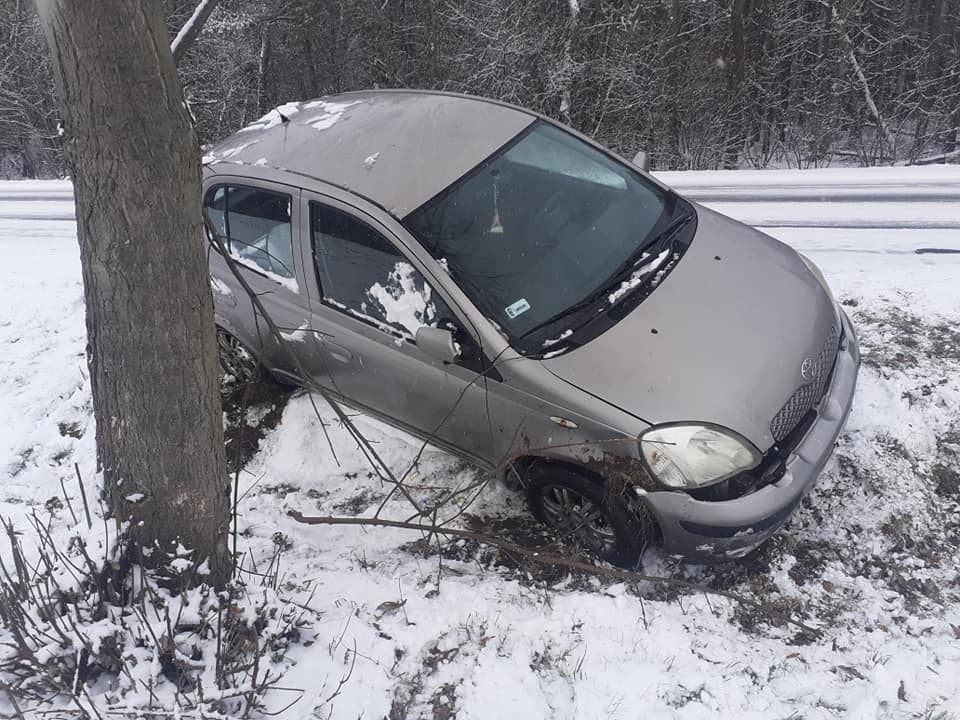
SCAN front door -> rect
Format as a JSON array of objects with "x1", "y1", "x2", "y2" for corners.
[{"x1": 298, "y1": 193, "x2": 497, "y2": 465}]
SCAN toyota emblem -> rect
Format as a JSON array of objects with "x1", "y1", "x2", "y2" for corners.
[{"x1": 800, "y1": 357, "x2": 815, "y2": 381}]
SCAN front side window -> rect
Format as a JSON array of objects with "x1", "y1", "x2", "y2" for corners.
[
  {"x1": 205, "y1": 184, "x2": 296, "y2": 281},
  {"x1": 404, "y1": 122, "x2": 692, "y2": 353},
  {"x1": 311, "y1": 202, "x2": 452, "y2": 340}
]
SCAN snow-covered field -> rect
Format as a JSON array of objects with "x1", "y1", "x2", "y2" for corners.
[{"x1": 2, "y1": 167, "x2": 960, "y2": 719}]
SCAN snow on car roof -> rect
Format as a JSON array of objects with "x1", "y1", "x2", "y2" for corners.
[{"x1": 203, "y1": 90, "x2": 536, "y2": 219}]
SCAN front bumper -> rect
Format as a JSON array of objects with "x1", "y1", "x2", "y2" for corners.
[{"x1": 642, "y1": 308, "x2": 860, "y2": 562}]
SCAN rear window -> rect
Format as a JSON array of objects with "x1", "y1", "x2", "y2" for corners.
[{"x1": 205, "y1": 184, "x2": 296, "y2": 281}]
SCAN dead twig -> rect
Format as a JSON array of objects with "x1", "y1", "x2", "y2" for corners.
[
  {"x1": 74, "y1": 462, "x2": 92, "y2": 529},
  {"x1": 59, "y1": 477, "x2": 79, "y2": 526}
]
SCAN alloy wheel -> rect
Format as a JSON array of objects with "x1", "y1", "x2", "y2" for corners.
[{"x1": 538, "y1": 484, "x2": 617, "y2": 555}]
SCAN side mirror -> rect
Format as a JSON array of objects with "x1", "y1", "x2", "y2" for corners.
[
  {"x1": 632, "y1": 150, "x2": 650, "y2": 173},
  {"x1": 416, "y1": 326, "x2": 460, "y2": 364}
]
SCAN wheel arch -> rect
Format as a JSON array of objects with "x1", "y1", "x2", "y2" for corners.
[{"x1": 506, "y1": 455, "x2": 604, "y2": 489}]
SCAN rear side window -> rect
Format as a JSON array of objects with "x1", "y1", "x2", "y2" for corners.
[
  {"x1": 310, "y1": 202, "x2": 451, "y2": 339},
  {"x1": 204, "y1": 185, "x2": 295, "y2": 280}
]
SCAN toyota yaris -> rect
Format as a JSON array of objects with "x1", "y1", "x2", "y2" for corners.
[{"x1": 203, "y1": 90, "x2": 860, "y2": 567}]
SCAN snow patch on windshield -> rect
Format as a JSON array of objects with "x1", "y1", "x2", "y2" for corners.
[
  {"x1": 367, "y1": 262, "x2": 436, "y2": 339},
  {"x1": 307, "y1": 100, "x2": 360, "y2": 131},
  {"x1": 607, "y1": 247, "x2": 671, "y2": 305},
  {"x1": 650, "y1": 252, "x2": 681, "y2": 289},
  {"x1": 542, "y1": 329, "x2": 573, "y2": 349}
]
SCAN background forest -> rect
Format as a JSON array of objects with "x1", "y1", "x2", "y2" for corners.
[{"x1": 2, "y1": 0, "x2": 958, "y2": 178}]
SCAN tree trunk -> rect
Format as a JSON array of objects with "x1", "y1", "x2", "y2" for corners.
[
  {"x1": 300, "y1": 36, "x2": 320, "y2": 99},
  {"x1": 947, "y1": 112, "x2": 959, "y2": 157},
  {"x1": 667, "y1": 0, "x2": 685, "y2": 167},
  {"x1": 34, "y1": 0, "x2": 231, "y2": 587},
  {"x1": 724, "y1": 0, "x2": 749, "y2": 168},
  {"x1": 828, "y1": 2, "x2": 895, "y2": 161},
  {"x1": 256, "y1": 22, "x2": 272, "y2": 115},
  {"x1": 558, "y1": 0, "x2": 581, "y2": 126}
]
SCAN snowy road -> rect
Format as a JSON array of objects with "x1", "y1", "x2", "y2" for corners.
[
  {"x1": 2, "y1": 169, "x2": 957, "y2": 328},
  {"x1": 2, "y1": 167, "x2": 960, "y2": 719}
]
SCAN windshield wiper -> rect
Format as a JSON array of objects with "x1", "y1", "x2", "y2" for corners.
[
  {"x1": 604, "y1": 209, "x2": 694, "y2": 285},
  {"x1": 521, "y1": 209, "x2": 694, "y2": 343},
  {"x1": 522, "y1": 283, "x2": 613, "y2": 343}
]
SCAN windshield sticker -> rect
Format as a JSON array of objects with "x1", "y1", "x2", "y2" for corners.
[{"x1": 504, "y1": 298, "x2": 531, "y2": 319}]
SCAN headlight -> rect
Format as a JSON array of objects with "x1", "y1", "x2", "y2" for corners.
[
  {"x1": 798, "y1": 252, "x2": 834, "y2": 302},
  {"x1": 640, "y1": 424, "x2": 761, "y2": 489}
]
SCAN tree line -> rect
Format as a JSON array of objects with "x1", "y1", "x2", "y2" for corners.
[{"x1": 2, "y1": 0, "x2": 958, "y2": 178}]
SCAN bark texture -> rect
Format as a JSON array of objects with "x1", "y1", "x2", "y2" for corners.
[{"x1": 35, "y1": 0, "x2": 231, "y2": 586}]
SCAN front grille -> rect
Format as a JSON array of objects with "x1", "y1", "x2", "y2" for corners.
[
  {"x1": 770, "y1": 324, "x2": 840, "y2": 443},
  {"x1": 691, "y1": 338, "x2": 837, "y2": 504},
  {"x1": 687, "y1": 324, "x2": 842, "y2": 505}
]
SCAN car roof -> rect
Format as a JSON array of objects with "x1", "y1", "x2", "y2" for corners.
[{"x1": 203, "y1": 90, "x2": 536, "y2": 219}]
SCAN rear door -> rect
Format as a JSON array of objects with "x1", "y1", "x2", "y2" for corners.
[
  {"x1": 204, "y1": 178, "x2": 311, "y2": 381},
  {"x1": 297, "y1": 192, "x2": 497, "y2": 464}
]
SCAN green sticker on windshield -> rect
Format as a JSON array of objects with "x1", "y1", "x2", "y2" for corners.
[{"x1": 504, "y1": 298, "x2": 531, "y2": 319}]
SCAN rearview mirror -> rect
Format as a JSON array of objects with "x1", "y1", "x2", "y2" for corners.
[
  {"x1": 632, "y1": 150, "x2": 650, "y2": 173},
  {"x1": 416, "y1": 326, "x2": 460, "y2": 364}
]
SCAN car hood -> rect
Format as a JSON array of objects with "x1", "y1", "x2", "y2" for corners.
[{"x1": 541, "y1": 204, "x2": 839, "y2": 451}]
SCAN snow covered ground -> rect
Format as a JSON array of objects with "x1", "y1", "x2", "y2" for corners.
[{"x1": 2, "y1": 166, "x2": 960, "y2": 719}]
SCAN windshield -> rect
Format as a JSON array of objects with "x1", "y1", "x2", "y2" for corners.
[{"x1": 404, "y1": 122, "x2": 689, "y2": 353}]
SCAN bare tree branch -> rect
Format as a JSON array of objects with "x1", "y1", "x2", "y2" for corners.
[{"x1": 171, "y1": 0, "x2": 221, "y2": 64}]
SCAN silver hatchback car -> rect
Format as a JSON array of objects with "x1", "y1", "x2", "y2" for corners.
[{"x1": 204, "y1": 90, "x2": 860, "y2": 567}]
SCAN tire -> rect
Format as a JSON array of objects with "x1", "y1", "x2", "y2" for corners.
[
  {"x1": 525, "y1": 463, "x2": 656, "y2": 569},
  {"x1": 216, "y1": 328, "x2": 263, "y2": 385}
]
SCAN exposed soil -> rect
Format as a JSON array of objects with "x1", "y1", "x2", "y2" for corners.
[
  {"x1": 221, "y1": 373, "x2": 294, "y2": 472},
  {"x1": 852, "y1": 304, "x2": 960, "y2": 371}
]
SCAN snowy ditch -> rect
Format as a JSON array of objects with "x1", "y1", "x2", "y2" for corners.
[{"x1": 1, "y1": 167, "x2": 959, "y2": 718}]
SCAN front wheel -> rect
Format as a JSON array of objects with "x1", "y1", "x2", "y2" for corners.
[{"x1": 525, "y1": 463, "x2": 656, "y2": 568}]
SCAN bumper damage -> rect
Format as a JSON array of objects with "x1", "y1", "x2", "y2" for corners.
[{"x1": 642, "y1": 308, "x2": 861, "y2": 562}]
